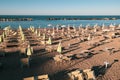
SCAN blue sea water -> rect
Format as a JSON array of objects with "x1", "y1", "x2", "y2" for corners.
[{"x1": 0, "y1": 15, "x2": 120, "y2": 29}]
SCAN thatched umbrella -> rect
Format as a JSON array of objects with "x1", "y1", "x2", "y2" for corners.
[
  {"x1": 118, "y1": 24, "x2": 120, "y2": 28},
  {"x1": 2, "y1": 32, "x2": 6, "y2": 39},
  {"x1": 57, "y1": 41, "x2": 62, "y2": 53},
  {"x1": 30, "y1": 26, "x2": 35, "y2": 32},
  {"x1": 52, "y1": 26, "x2": 55, "y2": 31},
  {"x1": 35, "y1": 29, "x2": 38, "y2": 35},
  {"x1": 52, "y1": 29, "x2": 55, "y2": 36},
  {"x1": 85, "y1": 24, "x2": 89, "y2": 31},
  {"x1": 27, "y1": 45, "x2": 33, "y2": 57},
  {"x1": 73, "y1": 25, "x2": 76, "y2": 32},
  {"x1": 43, "y1": 33, "x2": 46, "y2": 40},
  {"x1": 47, "y1": 36, "x2": 52, "y2": 45},
  {"x1": 19, "y1": 25, "x2": 22, "y2": 31},
  {"x1": 38, "y1": 30, "x2": 41, "y2": 37},
  {"x1": 44, "y1": 27, "x2": 47, "y2": 32},
  {"x1": 67, "y1": 24, "x2": 70, "y2": 31},
  {"x1": 109, "y1": 24, "x2": 115, "y2": 31},
  {"x1": 56, "y1": 26, "x2": 59, "y2": 32},
  {"x1": 102, "y1": 23, "x2": 105, "y2": 30},
  {"x1": 21, "y1": 34, "x2": 25, "y2": 41},
  {"x1": 0, "y1": 35, "x2": 3, "y2": 43},
  {"x1": 81, "y1": 28, "x2": 85, "y2": 34},
  {"x1": 87, "y1": 34, "x2": 92, "y2": 41},
  {"x1": 94, "y1": 28, "x2": 97, "y2": 33},
  {"x1": 48, "y1": 29, "x2": 51, "y2": 33},
  {"x1": 79, "y1": 24, "x2": 82, "y2": 31},
  {"x1": 94, "y1": 24, "x2": 97, "y2": 29}
]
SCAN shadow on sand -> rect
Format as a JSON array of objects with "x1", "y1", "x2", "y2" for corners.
[{"x1": 92, "y1": 59, "x2": 119, "y2": 79}]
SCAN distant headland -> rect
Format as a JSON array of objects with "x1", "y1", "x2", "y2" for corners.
[
  {"x1": 0, "y1": 15, "x2": 119, "y2": 21},
  {"x1": 46, "y1": 17, "x2": 117, "y2": 20},
  {"x1": 0, "y1": 18, "x2": 32, "y2": 21}
]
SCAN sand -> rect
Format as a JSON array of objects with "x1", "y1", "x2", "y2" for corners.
[{"x1": 0, "y1": 26, "x2": 120, "y2": 80}]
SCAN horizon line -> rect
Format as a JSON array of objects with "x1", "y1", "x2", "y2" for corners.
[{"x1": 0, "y1": 14, "x2": 120, "y2": 16}]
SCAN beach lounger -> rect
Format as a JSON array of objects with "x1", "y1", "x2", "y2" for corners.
[
  {"x1": 0, "y1": 42, "x2": 6, "y2": 48},
  {"x1": 67, "y1": 69, "x2": 84, "y2": 80},
  {"x1": 75, "y1": 54, "x2": 84, "y2": 59},
  {"x1": 41, "y1": 41, "x2": 46, "y2": 45},
  {"x1": 85, "y1": 71, "x2": 95, "y2": 80},
  {"x1": 83, "y1": 69, "x2": 96, "y2": 80},
  {"x1": 83, "y1": 69, "x2": 91, "y2": 73},
  {"x1": 37, "y1": 74, "x2": 49, "y2": 80},
  {"x1": 62, "y1": 56, "x2": 71, "y2": 61},
  {"x1": 45, "y1": 46, "x2": 54, "y2": 52},
  {"x1": 53, "y1": 55, "x2": 62, "y2": 62},
  {"x1": 71, "y1": 70, "x2": 80, "y2": 75},
  {"x1": 53, "y1": 54, "x2": 71, "y2": 62},
  {"x1": 67, "y1": 73, "x2": 74, "y2": 80},
  {"x1": 23, "y1": 77, "x2": 34, "y2": 80},
  {"x1": 77, "y1": 73, "x2": 84, "y2": 80},
  {"x1": 20, "y1": 47, "x2": 26, "y2": 54}
]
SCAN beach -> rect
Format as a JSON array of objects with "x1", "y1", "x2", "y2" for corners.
[
  {"x1": 0, "y1": 24, "x2": 120, "y2": 80},
  {"x1": 1, "y1": 0, "x2": 120, "y2": 79}
]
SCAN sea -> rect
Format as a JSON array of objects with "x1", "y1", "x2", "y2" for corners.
[{"x1": 0, "y1": 15, "x2": 120, "y2": 29}]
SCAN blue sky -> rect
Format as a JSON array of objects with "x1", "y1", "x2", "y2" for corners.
[{"x1": 0, "y1": 0, "x2": 120, "y2": 15}]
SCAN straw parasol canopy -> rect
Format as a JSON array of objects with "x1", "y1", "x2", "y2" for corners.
[
  {"x1": 109, "y1": 23, "x2": 115, "y2": 31},
  {"x1": 35, "y1": 29, "x2": 38, "y2": 35},
  {"x1": 0, "y1": 35, "x2": 3, "y2": 43},
  {"x1": 94, "y1": 28, "x2": 97, "y2": 33},
  {"x1": 56, "y1": 26, "x2": 59, "y2": 32},
  {"x1": 21, "y1": 34, "x2": 25, "y2": 41},
  {"x1": 2, "y1": 32, "x2": 6, "y2": 39},
  {"x1": 38, "y1": 30, "x2": 41, "y2": 37},
  {"x1": 67, "y1": 24, "x2": 70, "y2": 31},
  {"x1": 79, "y1": 24, "x2": 82, "y2": 31},
  {"x1": 52, "y1": 30, "x2": 55, "y2": 36},
  {"x1": 62, "y1": 27, "x2": 65, "y2": 32},
  {"x1": 30, "y1": 26, "x2": 35, "y2": 32},
  {"x1": 94, "y1": 24, "x2": 98, "y2": 28},
  {"x1": 27, "y1": 45, "x2": 33, "y2": 56},
  {"x1": 81, "y1": 28, "x2": 85, "y2": 34},
  {"x1": 102, "y1": 23, "x2": 105, "y2": 30},
  {"x1": 47, "y1": 36, "x2": 52, "y2": 45},
  {"x1": 56, "y1": 24, "x2": 59, "y2": 32},
  {"x1": 19, "y1": 25, "x2": 22, "y2": 30},
  {"x1": 57, "y1": 41, "x2": 62, "y2": 53},
  {"x1": 85, "y1": 24, "x2": 89, "y2": 31},
  {"x1": 44, "y1": 27, "x2": 47, "y2": 32},
  {"x1": 87, "y1": 34, "x2": 92, "y2": 41},
  {"x1": 43, "y1": 33, "x2": 46, "y2": 40},
  {"x1": 118, "y1": 24, "x2": 120, "y2": 27},
  {"x1": 52, "y1": 26, "x2": 55, "y2": 31},
  {"x1": 109, "y1": 24, "x2": 114, "y2": 28},
  {"x1": 73, "y1": 25, "x2": 76, "y2": 32}
]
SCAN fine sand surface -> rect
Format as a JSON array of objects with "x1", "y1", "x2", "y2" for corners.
[{"x1": 1, "y1": 27, "x2": 120, "y2": 80}]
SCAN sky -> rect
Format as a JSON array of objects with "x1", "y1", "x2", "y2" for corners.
[{"x1": 0, "y1": 0, "x2": 120, "y2": 15}]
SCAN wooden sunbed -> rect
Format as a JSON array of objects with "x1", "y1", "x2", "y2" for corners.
[
  {"x1": 23, "y1": 77, "x2": 34, "y2": 80},
  {"x1": 37, "y1": 74, "x2": 49, "y2": 80},
  {"x1": 83, "y1": 69, "x2": 96, "y2": 80}
]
